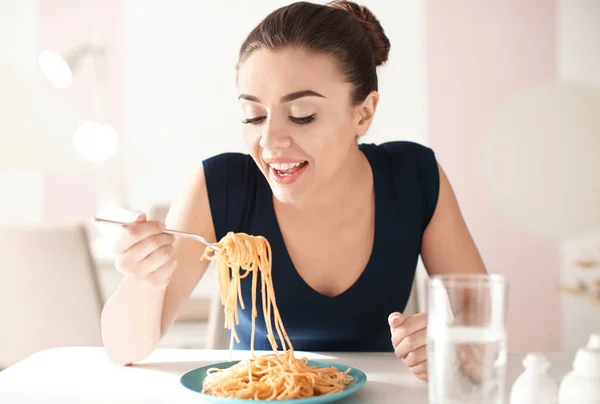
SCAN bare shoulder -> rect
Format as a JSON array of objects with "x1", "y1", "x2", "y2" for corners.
[
  {"x1": 161, "y1": 164, "x2": 217, "y2": 335},
  {"x1": 420, "y1": 163, "x2": 487, "y2": 277},
  {"x1": 166, "y1": 164, "x2": 215, "y2": 233}
]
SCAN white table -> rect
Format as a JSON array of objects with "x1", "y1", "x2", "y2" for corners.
[{"x1": 0, "y1": 347, "x2": 573, "y2": 403}]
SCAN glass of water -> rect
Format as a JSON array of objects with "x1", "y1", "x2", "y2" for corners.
[{"x1": 427, "y1": 274, "x2": 508, "y2": 404}]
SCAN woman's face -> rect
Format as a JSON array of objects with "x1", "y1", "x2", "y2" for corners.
[{"x1": 236, "y1": 47, "x2": 375, "y2": 206}]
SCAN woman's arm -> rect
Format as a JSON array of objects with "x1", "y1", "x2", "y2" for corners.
[
  {"x1": 420, "y1": 163, "x2": 487, "y2": 277},
  {"x1": 389, "y1": 162, "x2": 487, "y2": 381},
  {"x1": 101, "y1": 166, "x2": 216, "y2": 365},
  {"x1": 160, "y1": 165, "x2": 218, "y2": 337}
]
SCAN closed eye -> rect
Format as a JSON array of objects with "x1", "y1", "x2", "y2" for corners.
[
  {"x1": 242, "y1": 114, "x2": 316, "y2": 125},
  {"x1": 241, "y1": 116, "x2": 266, "y2": 125},
  {"x1": 289, "y1": 114, "x2": 316, "y2": 124}
]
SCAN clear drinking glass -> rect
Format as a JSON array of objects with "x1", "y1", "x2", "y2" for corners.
[{"x1": 427, "y1": 274, "x2": 508, "y2": 404}]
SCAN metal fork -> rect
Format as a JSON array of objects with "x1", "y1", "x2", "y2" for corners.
[{"x1": 91, "y1": 217, "x2": 221, "y2": 251}]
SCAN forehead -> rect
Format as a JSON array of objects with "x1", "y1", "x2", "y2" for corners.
[{"x1": 236, "y1": 47, "x2": 349, "y2": 100}]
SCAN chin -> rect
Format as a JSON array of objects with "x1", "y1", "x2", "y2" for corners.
[
  {"x1": 270, "y1": 185, "x2": 307, "y2": 206},
  {"x1": 262, "y1": 162, "x2": 313, "y2": 206}
]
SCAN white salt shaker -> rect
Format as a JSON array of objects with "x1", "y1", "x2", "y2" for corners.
[
  {"x1": 510, "y1": 353, "x2": 558, "y2": 404},
  {"x1": 558, "y1": 335, "x2": 600, "y2": 404},
  {"x1": 587, "y1": 333, "x2": 600, "y2": 350}
]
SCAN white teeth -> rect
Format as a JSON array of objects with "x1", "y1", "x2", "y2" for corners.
[{"x1": 269, "y1": 161, "x2": 304, "y2": 170}]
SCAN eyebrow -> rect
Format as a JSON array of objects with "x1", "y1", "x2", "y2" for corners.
[{"x1": 237, "y1": 90, "x2": 326, "y2": 103}]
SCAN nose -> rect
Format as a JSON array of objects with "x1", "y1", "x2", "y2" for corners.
[{"x1": 259, "y1": 119, "x2": 292, "y2": 149}]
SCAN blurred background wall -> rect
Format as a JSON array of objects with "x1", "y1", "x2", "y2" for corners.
[{"x1": 1, "y1": 0, "x2": 599, "y2": 367}]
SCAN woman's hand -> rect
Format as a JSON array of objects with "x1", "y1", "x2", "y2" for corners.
[
  {"x1": 112, "y1": 212, "x2": 177, "y2": 287},
  {"x1": 389, "y1": 312, "x2": 428, "y2": 381}
]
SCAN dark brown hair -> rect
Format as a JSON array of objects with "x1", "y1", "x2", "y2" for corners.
[{"x1": 238, "y1": 1, "x2": 391, "y2": 105}]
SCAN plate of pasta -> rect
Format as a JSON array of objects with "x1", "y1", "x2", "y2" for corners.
[
  {"x1": 180, "y1": 357, "x2": 367, "y2": 402},
  {"x1": 178, "y1": 232, "x2": 367, "y2": 402}
]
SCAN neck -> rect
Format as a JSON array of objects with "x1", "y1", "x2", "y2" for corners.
[{"x1": 284, "y1": 145, "x2": 372, "y2": 214}]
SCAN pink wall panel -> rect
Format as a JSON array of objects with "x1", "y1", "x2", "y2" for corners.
[{"x1": 426, "y1": 0, "x2": 560, "y2": 351}]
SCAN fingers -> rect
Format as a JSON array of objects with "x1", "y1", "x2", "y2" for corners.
[
  {"x1": 415, "y1": 371, "x2": 428, "y2": 381},
  {"x1": 105, "y1": 210, "x2": 179, "y2": 287},
  {"x1": 410, "y1": 360, "x2": 427, "y2": 376},
  {"x1": 389, "y1": 312, "x2": 429, "y2": 382},
  {"x1": 390, "y1": 312, "x2": 427, "y2": 348},
  {"x1": 388, "y1": 312, "x2": 407, "y2": 331},
  {"x1": 398, "y1": 345, "x2": 427, "y2": 367},
  {"x1": 456, "y1": 342, "x2": 492, "y2": 384},
  {"x1": 410, "y1": 360, "x2": 428, "y2": 381},
  {"x1": 132, "y1": 212, "x2": 146, "y2": 223},
  {"x1": 129, "y1": 234, "x2": 176, "y2": 265},
  {"x1": 138, "y1": 243, "x2": 175, "y2": 272},
  {"x1": 114, "y1": 220, "x2": 166, "y2": 254},
  {"x1": 115, "y1": 233, "x2": 175, "y2": 276},
  {"x1": 393, "y1": 328, "x2": 427, "y2": 359},
  {"x1": 144, "y1": 260, "x2": 178, "y2": 287}
]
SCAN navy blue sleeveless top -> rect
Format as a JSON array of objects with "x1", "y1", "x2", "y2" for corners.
[{"x1": 203, "y1": 141, "x2": 439, "y2": 352}]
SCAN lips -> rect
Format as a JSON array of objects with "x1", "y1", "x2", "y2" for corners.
[
  {"x1": 269, "y1": 161, "x2": 307, "y2": 175},
  {"x1": 265, "y1": 159, "x2": 309, "y2": 185}
]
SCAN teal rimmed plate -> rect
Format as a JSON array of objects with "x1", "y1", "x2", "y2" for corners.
[{"x1": 180, "y1": 360, "x2": 367, "y2": 403}]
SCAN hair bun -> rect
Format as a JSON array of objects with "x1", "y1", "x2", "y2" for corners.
[{"x1": 329, "y1": 0, "x2": 390, "y2": 66}]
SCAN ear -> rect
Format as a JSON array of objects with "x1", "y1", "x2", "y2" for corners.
[{"x1": 354, "y1": 91, "x2": 379, "y2": 137}]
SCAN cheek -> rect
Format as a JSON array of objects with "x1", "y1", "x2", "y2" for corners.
[
  {"x1": 314, "y1": 118, "x2": 356, "y2": 153},
  {"x1": 242, "y1": 126, "x2": 261, "y2": 155},
  {"x1": 312, "y1": 120, "x2": 357, "y2": 173}
]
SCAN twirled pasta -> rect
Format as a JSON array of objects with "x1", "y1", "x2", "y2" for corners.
[{"x1": 200, "y1": 232, "x2": 353, "y2": 400}]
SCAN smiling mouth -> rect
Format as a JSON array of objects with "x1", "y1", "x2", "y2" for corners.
[{"x1": 268, "y1": 161, "x2": 308, "y2": 177}]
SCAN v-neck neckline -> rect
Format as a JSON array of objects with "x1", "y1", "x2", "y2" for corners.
[{"x1": 266, "y1": 144, "x2": 381, "y2": 300}]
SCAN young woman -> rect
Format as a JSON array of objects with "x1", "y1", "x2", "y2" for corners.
[{"x1": 100, "y1": 1, "x2": 487, "y2": 382}]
